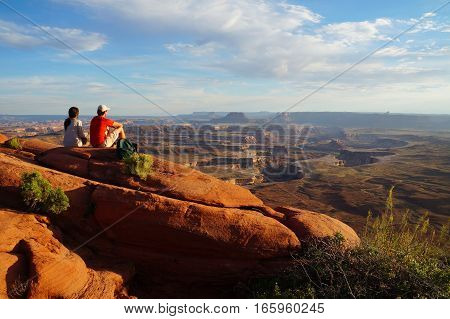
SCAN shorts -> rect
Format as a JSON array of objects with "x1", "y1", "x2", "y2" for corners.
[{"x1": 99, "y1": 128, "x2": 120, "y2": 148}]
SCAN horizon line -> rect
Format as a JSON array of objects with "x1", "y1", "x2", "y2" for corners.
[{"x1": 1, "y1": 111, "x2": 450, "y2": 117}]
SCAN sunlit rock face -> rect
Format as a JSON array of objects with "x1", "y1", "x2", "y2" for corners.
[{"x1": 0, "y1": 139, "x2": 360, "y2": 298}]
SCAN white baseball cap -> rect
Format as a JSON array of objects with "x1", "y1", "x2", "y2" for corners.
[{"x1": 97, "y1": 104, "x2": 110, "y2": 112}]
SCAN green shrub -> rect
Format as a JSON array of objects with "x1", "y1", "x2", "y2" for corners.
[
  {"x1": 20, "y1": 171, "x2": 69, "y2": 215},
  {"x1": 238, "y1": 189, "x2": 450, "y2": 299},
  {"x1": 5, "y1": 137, "x2": 22, "y2": 150},
  {"x1": 123, "y1": 153, "x2": 153, "y2": 180}
]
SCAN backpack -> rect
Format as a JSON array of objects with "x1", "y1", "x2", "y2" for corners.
[{"x1": 116, "y1": 138, "x2": 137, "y2": 160}]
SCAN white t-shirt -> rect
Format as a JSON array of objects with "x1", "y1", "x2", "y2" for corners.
[{"x1": 63, "y1": 119, "x2": 87, "y2": 147}]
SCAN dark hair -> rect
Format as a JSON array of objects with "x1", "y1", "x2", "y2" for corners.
[
  {"x1": 97, "y1": 110, "x2": 106, "y2": 116},
  {"x1": 64, "y1": 106, "x2": 79, "y2": 131}
]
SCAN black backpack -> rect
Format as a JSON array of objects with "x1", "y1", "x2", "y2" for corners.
[{"x1": 116, "y1": 138, "x2": 138, "y2": 160}]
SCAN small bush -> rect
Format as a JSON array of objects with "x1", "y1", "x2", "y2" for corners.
[
  {"x1": 5, "y1": 137, "x2": 22, "y2": 150},
  {"x1": 20, "y1": 171, "x2": 69, "y2": 215},
  {"x1": 238, "y1": 188, "x2": 449, "y2": 299},
  {"x1": 123, "y1": 153, "x2": 153, "y2": 180}
]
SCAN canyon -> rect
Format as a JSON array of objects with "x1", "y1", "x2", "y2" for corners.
[{"x1": 0, "y1": 136, "x2": 359, "y2": 299}]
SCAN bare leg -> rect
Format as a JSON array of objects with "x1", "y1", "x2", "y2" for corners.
[{"x1": 118, "y1": 127, "x2": 126, "y2": 139}]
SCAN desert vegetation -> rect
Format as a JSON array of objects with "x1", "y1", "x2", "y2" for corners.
[
  {"x1": 20, "y1": 171, "x2": 69, "y2": 215},
  {"x1": 239, "y1": 189, "x2": 449, "y2": 299},
  {"x1": 5, "y1": 137, "x2": 22, "y2": 150},
  {"x1": 123, "y1": 153, "x2": 154, "y2": 180}
]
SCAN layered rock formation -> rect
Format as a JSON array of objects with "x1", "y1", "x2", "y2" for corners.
[
  {"x1": 0, "y1": 137, "x2": 360, "y2": 298},
  {"x1": 36, "y1": 147, "x2": 265, "y2": 209},
  {"x1": 276, "y1": 207, "x2": 360, "y2": 248},
  {"x1": 337, "y1": 150, "x2": 377, "y2": 166},
  {"x1": 337, "y1": 150, "x2": 394, "y2": 167},
  {"x1": 0, "y1": 209, "x2": 130, "y2": 299},
  {"x1": 262, "y1": 162, "x2": 303, "y2": 182}
]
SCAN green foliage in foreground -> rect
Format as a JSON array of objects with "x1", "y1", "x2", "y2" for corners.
[
  {"x1": 238, "y1": 188, "x2": 450, "y2": 299},
  {"x1": 123, "y1": 153, "x2": 153, "y2": 180},
  {"x1": 20, "y1": 171, "x2": 70, "y2": 215},
  {"x1": 5, "y1": 137, "x2": 22, "y2": 150}
]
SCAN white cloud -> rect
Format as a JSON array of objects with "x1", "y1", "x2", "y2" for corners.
[
  {"x1": 318, "y1": 18, "x2": 393, "y2": 45},
  {"x1": 5, "y1": 0, "x2": 448, "y2": 114},
  {"x1": 164, "y1": 42, "x2": 221, "y2": 56},
  {"x1": 2, "y1": 73, "x2": 449, "y2": 115},
  {"x1": 0, "y1": 19, "x2": 106, "y2": 52},
  {"x1": 60, "y1": 0, "x2": 333, "y2": 78},
  {"x1": 63, "y1": 0, "x2": 322, "y2": 33},
  {"x1": 406, "y1": 18, "x2": 450, "y2": 34},
  {"x1": 61, "y1": 0, "x2": 417, "y2": 81},
  {"x1": 86, "y1": 82, "x2": 110, "y2": 93},
  {"x1": 422, "y1": 12, "x2": 436, "y2": 18},
  {"x1": 374, "y1": 46, "x2": 409, "y2": 57},
  {"x1": 374, "y1": 44, "x2": 450, "y2": 58}
]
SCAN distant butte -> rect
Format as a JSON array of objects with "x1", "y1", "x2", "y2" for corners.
[{"x1": 213, "y1": 112, "x2": 249, "y2": 124}]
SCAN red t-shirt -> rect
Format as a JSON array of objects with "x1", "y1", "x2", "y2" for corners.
[{"x1": 90, "y1": 116, "x2": 114, "y2": 146}]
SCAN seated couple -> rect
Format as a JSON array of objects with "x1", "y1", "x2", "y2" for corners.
[{"x1": 63, "y1": 105, "x2": 126, "y2": 148}]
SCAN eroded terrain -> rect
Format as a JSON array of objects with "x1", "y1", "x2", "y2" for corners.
[{"x1": 2, "y1": 113, "x2": 449, "y2": 232}]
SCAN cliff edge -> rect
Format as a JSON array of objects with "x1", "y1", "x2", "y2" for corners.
[{"x1": 0, "y1": 136, "x2": 359, "y2": 298}]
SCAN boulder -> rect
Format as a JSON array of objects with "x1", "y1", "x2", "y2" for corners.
[
  {"x1": 0, "y1": 209, "x2": 130, "y2": 299},
  {"x1": 276, "y1": 206, "x2": 360, "y2": 248},
  {"x1": 37, "y1": 147, "x2": 265, "y2": 209},
  {"x1": 38, "y1": 150, "x2": 90, "y2": 177},
  {"x1": 19, "y1": 138, "x2": 58, "y2": 155},
  {"x1": 92, "y1": 184, "x2": 300, "y2": 259}
]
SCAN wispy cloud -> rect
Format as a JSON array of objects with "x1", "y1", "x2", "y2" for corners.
[
  {"x1": 59, "y1": 0, "x2": 440, "y2": 82},
  {"x1": 0, "y1": 19, "x2": 106, "y2": 51},
  {"x1": 2, "y1": 0, "x2": 448, "y2": 114},
  {"x1": 374, "y1": 46, "x2": 409, "y2": 57},
  {"x1": 60, "y1": 0, "x2": 332, "y2": 78},
  {"x1": 318, "y1": 19, "x2": 393, "y2": 45}
]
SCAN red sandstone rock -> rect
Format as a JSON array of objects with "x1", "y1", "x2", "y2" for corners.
[
  {"x1": 0, "y1": 153, "x2": 298, "y2": 261},
  {"x1": 0, "y1": 151, "x2": 301, "y2": 291},
  {"x1": 276, "y1": 206, "x2": 360, "y2": 248},
  {"x1": 0, "y1": 152, "x2": 93, "y2": 221},
  {"x1": 0, "y1": 252, "x2": 27, "y2": 298},
  {"x1": 40, "y1": 151, "x2": 90, "y2": 177},
  {"x1": 92, "y1": 185, "x2": 300, "y2": 259},
  {"x1": 0, "y1": 133, "x2": 8, "y2": 144},
  {"x1": 37, "y1": 147, "x2": 265, "y2": 209},
  {"x1": 0, "y1": 209, "x2": 129, "y2": 299},
  {"x1": 0, "y1": 141, "x2": 363, "y2": 297},
  {"x1": 0, "y1": 145, "x2": 35, "y2": 161},
  {"x1": 19, "y1": 138, "x2": 58, "y2": 155}
]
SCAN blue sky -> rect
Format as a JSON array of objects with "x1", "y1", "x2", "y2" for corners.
[{"x1": 0, "y1": 0, "x2": 449, "y2": 115}]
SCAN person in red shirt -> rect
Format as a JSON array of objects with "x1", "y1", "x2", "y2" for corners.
[{"x1": 90, "y1": 105, "x2": 126, "y2": 147}]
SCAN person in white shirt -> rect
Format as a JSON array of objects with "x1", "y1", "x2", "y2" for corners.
[{"x1": 63, "y1": 106, "x2": 88, "y2": 147}]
